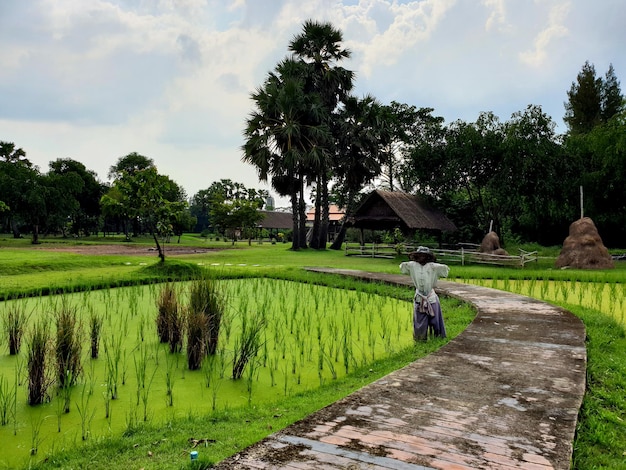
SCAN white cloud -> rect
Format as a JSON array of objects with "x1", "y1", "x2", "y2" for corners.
[
  {"x1": 519, "y1": 1, "x2": 570, "y2": 67},
  {"x1": 483, "y1": 0, "x2": 508, "y2": 32},
  {"x1": 0, "y1": 0, "x2": 624, "y2": 205}
]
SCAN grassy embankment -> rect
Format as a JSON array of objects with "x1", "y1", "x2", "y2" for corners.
[{"x1": 0, "y1": 235, "x2": 625, "y2": 469}]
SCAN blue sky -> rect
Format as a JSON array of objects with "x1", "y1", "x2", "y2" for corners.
[{"x1": 1, "y1": 0, "x2": 624, "y2": 207}]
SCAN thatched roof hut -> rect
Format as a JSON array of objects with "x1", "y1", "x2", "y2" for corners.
[
  {"x1": 259, "y1": 211, "x2": 292, "y2": 230},
  {"x1": 349, "y1": 190, "x2": 457, "y2": 233}
]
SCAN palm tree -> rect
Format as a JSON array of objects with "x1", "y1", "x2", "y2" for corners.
[
  {"x1": 289, "y1": 20, "x2": 354, "y2": 249},
  {"x1": 242, "y1": 58, "x2": 330, "y2": 250}
]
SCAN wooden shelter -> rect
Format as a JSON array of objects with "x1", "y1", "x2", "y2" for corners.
[
  {"x1": 349, "y1": 190, "x2": 456, "y2": 240},
  {"x1": 259, "y1": 210, "x2": 292, "y2": 239}
]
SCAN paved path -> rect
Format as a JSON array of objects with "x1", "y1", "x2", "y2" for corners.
[{"x1": 214, "y1": 269, "x2": 586, "y2": 469}]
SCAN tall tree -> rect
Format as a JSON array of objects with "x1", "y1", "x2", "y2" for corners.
[
  {"x1": 0, "y1": 142, "x2": 39, "y2": 239},
  {"x1": 289, "y1": 20, "x2": 354, "y2": 250},
  {"x1": 564, "y1": 61, "x2": 602, "y2": 134},
  {"x1": 103, "y1": 157, "x2": 186, "y2": 261},
  {"x1": 564, "y1": 61, "x2": 623, "y2": 135},
  {"x1": 497, "y1": 105, "x2": 571, "y2": 244},
  {"x1": 48, "y1": 158, "x2": 105, "y2": 236},
  {"x1": 243, "y1": 57, "x2": 329, "y2": 250},
  {"x1": 601, "y1": 64, "x2": 624, "y2": 122},
  {"x1": 108, "y1": 152, "x2": 155, "y2": 179},
  {"x1": 379, "y1": 102, "x2": 444, "y2": 192}
]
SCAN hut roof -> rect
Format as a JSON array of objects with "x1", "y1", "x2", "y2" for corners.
[
  {"x1": 350, "y1": 190, "x2": 457, "y2": 232},
  {"x1": 259, "y1": 211, "x2": 292, "y2": 230}
]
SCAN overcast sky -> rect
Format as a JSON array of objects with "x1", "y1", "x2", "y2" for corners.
[{"x1": 1, "y1": 0, "x2": 624, "y2": 207}]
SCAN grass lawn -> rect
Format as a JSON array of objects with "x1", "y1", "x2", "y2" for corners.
[{"x1": 0, "y1": 235, "x2": 625, "y2": 469}]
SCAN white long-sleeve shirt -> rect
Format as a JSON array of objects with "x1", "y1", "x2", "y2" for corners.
[{"x1": 399, "y1": 261, "x2": 449, "y2": 303}]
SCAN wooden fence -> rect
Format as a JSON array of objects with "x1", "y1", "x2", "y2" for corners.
[{"x1": 345, "y1": 243, "x2": 538, "y2": 267}]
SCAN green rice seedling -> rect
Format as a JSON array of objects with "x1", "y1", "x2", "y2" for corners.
[
  {"x1": 102, "y1": 390, "x2": 111, "y2": 420},
  {"x1": 210, "y1": 366, "x2": 222, "y2": 412},
  {"x1": 232, "y1": 311, "x2": 266, "y2": 380},
  {"x1": 282, "y1": 360, "x2": 289, "y2": 396},
  {"x1": 268, "y1": 354, "x2": 278, "y2": 387},
  {"x1": 341, "y1": 330, "x2": 352, "y2": 374},
  {"x1": 75, "y1": 383, "x2": 96, "y2": 441},
  {"x1": 245, "y1": 356, "x2": 260, "y2": 406},
  {"x1": 217, "y1": 345, "x2": 228, "y2": 379},
  {"x1": 201, "y1": 354, "x2": 217, "y2": 388},
  {"x1": 55, "y1": 300, "x2": 83, "y2": 388},
  {"x1": 134, "y1": 343, "x2": 149, "y2": 406},
  {"x1": 12, "y1": 358, "x2": 19, "y2": 435},
  {"x1": 164, "y1": 348, "x2": 177, "y2": 406},
  {"x1": 103, "y1": 334, "x2": 122, "y2": 400},
  {"x1": 30, "y1": 412, "x2": 46, "y2": 455},
  {"x1": 0, "y1": 374, "x2": 13, "y2": 425},
  {"x1": 3, "y1": 301, "x2": 30, "y2": 355},
  {"x1": 324, "y1": 349, "x2": 337, "y2": 380},
  {"x1": 577, "y1": 281, "x2": 585, "y2": 305},
  {"x1": 140, "y1": 364, "x2": 157, "y2": 422},
  {"x1": 59, "y1": 369, "x2": 73, "y2": 414},
  {"x1": 27, "y1": 319, "x2": 53, "y2": 405},
  {"x1": 128, "y1": 287, "x2": 139, "y2": 317}
]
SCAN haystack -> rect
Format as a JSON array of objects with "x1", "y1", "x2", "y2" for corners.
[
  {"x1": 479, "y1": 231, "x2": 509, "y2": 256},
  {"x1": 555, "y1": 217, "x2": 613, "y2": 269}
]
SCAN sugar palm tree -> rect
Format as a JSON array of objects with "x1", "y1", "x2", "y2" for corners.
[
  {"x1": 242, "y1": 58, "x2": 330, "y2": 250},
  {"x1": 289, "y1": 20, "x2": 354, "y2": 249}
]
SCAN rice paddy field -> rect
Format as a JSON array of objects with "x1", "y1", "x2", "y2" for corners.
[
  {"x1": 0, "y1": 235, "x2": 624, "y2": 469},
  {"x1": 0, "y1": 279, "x2": 424, "y2": 467}
]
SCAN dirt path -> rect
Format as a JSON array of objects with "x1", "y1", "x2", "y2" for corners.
[{"x1": 32, "y1": 243, "x2": 216, "y2": 256}]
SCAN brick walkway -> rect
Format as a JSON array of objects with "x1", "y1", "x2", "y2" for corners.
[{"x1": 214, "y1": 269, "x2": 586, "y2": 469}]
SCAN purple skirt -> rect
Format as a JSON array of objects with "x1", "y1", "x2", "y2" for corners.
[{"x1": 413, "y1": 297, "x2": 446, "y2": 340}]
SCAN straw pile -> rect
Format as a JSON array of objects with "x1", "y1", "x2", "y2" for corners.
[
  {"x1": 479, "y1": 231, "x2": 509, "y2": 256},
  {"x1": 555, "y1": 217, "x2": 613, "y2": 269}
]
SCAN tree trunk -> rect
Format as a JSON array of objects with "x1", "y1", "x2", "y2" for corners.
[
  {"x1": 330, "y1": 189, "x2": 355, "y2": 250},
  {"x1": 31, "y1": 224, "x2": 40, "y2": 244},
  {"x1": 297, "y1": 176, "x2": 307, "y2": 249},
  {"x1": 309, "y1": 177, "x2": 322, "y2": 249},
  {"x1": 319, "y1": 172, "x2": 330, "y2": 250},
  {"x1": 329, "y1": 221, "x2": 347, "y2": 250},
  {"x1": 10, "y1": 217, "x2": 20, "y2": 238},
  {"x1": 152, "y1": 233, "x2": 165, "y2": 262},
  {"x1": 290, "y1": 191, "x2": 299, "y2": 251}
]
